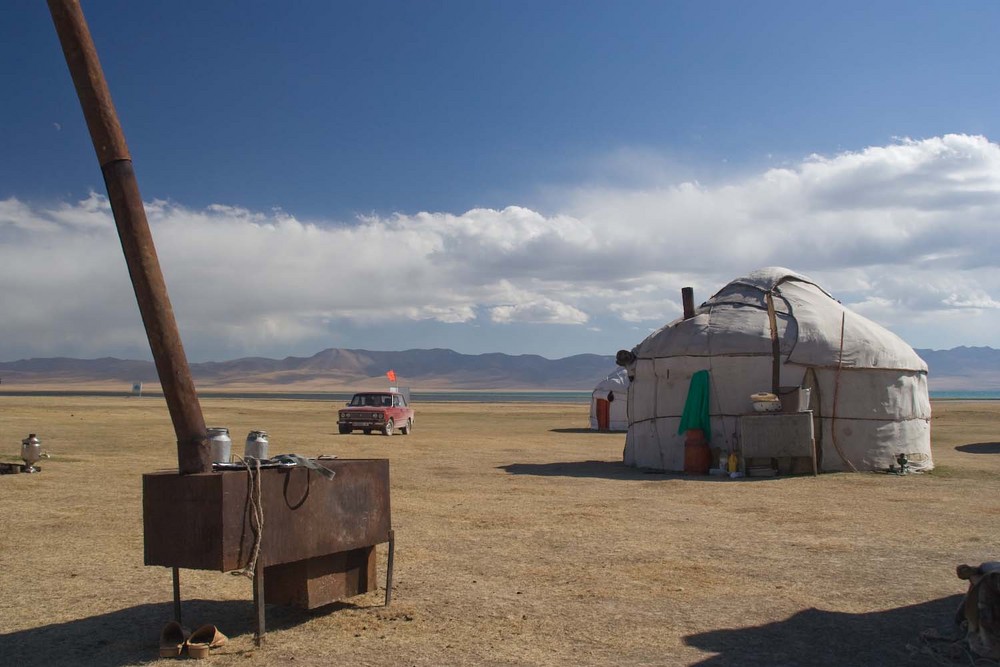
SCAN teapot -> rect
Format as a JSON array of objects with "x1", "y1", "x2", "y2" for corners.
[{"x1": 21, "y1": 434, "x2": 42, "y2": 468}]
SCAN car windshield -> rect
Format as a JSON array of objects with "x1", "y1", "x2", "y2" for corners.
[
  {"x1": 350, "y1": 394, "x2": 391, "y2": 407},
  {"x1": 349, "y1": 393, "x2": 405, "y2": 407}
]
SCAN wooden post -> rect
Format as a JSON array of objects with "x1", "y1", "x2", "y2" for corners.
[{"x1": 765, "y1": 292, "x2": 781, "y2": 394}]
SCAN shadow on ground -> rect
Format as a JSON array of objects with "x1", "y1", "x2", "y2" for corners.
[
  {"x1": 500, "y1": 460, "x2": 669, "y2": 480},
  {"x1": 549, "y1": 428, "x2": 627, "y2": 434},
  {"x1": 955, "y1": 442, "x2": 1000, "y2": 454},
  {"x1": 500, "y1": 460, "x2": 793, "y2": 482},
  {"x1": 684, "y1": 595, "x2": 966, "y2": 666},
  {"x1": 0, "y1": 598, "x2": 362, "y2": 667}
]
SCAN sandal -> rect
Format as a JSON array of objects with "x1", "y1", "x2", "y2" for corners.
[
  {"x1": 185, "y1": 624, "x2": 228, "y2": 659},
  {"x1": 158, "y1": 621, "x2": 190, "y2": 658}
]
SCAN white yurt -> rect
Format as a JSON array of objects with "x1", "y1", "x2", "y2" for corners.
[
  {"x1": 619, "y1": 267, "x2": 932, "y2": 473},
  {"x1": 589, "y1": 368, "x2": 629, "y2": 431}
]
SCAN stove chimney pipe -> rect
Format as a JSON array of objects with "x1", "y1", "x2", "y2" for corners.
[
  {"x1": 682, "y1": 287, "x2": 695, "y2": 320},
  {"x1": 48, "y1": 0, "x2": 210, "y2": 474}
]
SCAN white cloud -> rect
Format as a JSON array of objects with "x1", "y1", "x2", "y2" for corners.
[
  {"x1": 489, "y1": 299, "x2": 588, "y2": 325},
  {"x1": 3, "y1": 134, "x2": 1000, "y2": 359}
]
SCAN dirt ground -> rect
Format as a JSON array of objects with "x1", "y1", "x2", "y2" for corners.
[{"x1": 1, "y1": 396, "x2": 998, "y2": 666}]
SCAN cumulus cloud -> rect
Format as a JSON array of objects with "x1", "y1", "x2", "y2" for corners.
[
  {"x1": 3, "y1": 133, "x2": 1000, "y2": 359},
  {"x1": 489, "y1": 290, "x2": 589, "y2": 325}
]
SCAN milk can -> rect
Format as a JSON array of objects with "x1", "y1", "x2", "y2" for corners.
[
  {"x1": 21, "y1": 434, "x2": 42, "y2": 467},
  {"x1": 207, "y1": 427, "x2": 232, "y2": 463},
  {"x1": 244, "y1": 430, "x2": 269, "y2": 460}
]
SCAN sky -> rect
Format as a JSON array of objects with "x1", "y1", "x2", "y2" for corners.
[{"x1": 3, "y1": 1, "x2": 1000, "y2": 362}]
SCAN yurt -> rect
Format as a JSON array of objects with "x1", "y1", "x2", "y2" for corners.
[
  {"x1": 589, "y1": 368, "x2": 629, "y2": 431},
  {"x1": 618, "y1": 267, "x2": 932, "y2": 473}
]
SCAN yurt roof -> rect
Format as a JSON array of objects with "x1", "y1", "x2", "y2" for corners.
[
  {"x1": 593, "y1": 368, "x2": 629, "y2": 392},
  {"x1": 634, "y1": 267, "x2": 927, "y2": 373}
]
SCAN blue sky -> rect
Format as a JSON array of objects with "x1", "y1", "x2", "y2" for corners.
[{"x1": 3, "y1": 1, "x2": 1000, "y2": 362}]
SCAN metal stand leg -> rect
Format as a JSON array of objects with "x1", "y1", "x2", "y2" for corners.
[
  {"x1": 253, "y1": 565, "x2": 266, "y2": 647},
  {"x1": 172, "y1": 567, "x2": 182, "y2": 625},
  {"x1": 384, "y1": 529, "x2": 395, "y2": 607}
]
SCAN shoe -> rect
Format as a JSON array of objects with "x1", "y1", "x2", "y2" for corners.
[
  {"x1": 158, "y1": 621, "x2": 190, "y2": 658},
  {"x1": 186, "y1": 624, "x2": 228, "y2": 659}
]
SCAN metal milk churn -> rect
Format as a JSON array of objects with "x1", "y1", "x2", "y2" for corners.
[
  {"x1": 21, "y1": 433, "x2": 42, "y2": 467},
  {"x1": 206, "y1": 427, "x2": 232, "y2": 464},
  {"x1": 244, "y1": 430, "x2": 269, "y2": 460}
]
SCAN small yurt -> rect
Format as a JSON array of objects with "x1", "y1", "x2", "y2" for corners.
[
  {"x1": 618, "y1": 267, "x2": 932, "y2": 473},
  {"x1": 589, "y1": 368, "x2": 629, "y2": 431}
]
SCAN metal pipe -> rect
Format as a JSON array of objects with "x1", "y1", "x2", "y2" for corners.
[
  {"x1": 681, "y1": 287, "x2": 695, "y2": 320},
  {"x1": 48, "y1": 0, "x2": 210, "y2": 474}
]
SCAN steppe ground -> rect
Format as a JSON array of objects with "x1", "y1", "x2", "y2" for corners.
[{"x1": 1, "y1": 396, "x2": 998, "y2": 666}]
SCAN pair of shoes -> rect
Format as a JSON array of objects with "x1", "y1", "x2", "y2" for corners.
[
  {"x1": 158, "y1": 621, "x2": 190, "y2": 658},
  {"x1": 158, "y1": 622, "x2": 228, "y2": 659},
  {"x1": 185, "y1": 624, "x2": 229, "y2": 660}
]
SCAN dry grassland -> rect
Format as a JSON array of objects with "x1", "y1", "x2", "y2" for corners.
[{"x1": 1, "y1": 396, "x2": 999, "y2": 666}]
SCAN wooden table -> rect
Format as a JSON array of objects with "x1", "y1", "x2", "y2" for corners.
[{"x1": 143, "y1": 459, "x2": 393, "y2": 644}]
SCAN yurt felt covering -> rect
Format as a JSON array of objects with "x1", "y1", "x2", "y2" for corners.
[
  {"x1": 589, "y1": 368, "x2": 629, "y2": 431},
  {"x1": 622, "y1": 267, "x2": 932, "y2": 473}
]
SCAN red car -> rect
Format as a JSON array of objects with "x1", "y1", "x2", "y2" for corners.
[{"x1": 338, "y1": 391, "x2": 414, "y2": 436}]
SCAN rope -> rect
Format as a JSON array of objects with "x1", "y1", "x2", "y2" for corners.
[
  {"x1": 232, "y1": 455, "x2": 264, "y2": 579},
  {"x1": 831, "y1": 311, "x2": 858, "y2": 472}
]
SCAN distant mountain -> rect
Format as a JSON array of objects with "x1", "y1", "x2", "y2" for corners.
[
  {"x1": 1, "y1": 346, "x2": 997, "y2": 392},
  {"x1": 0, "y1": 348, "x2": 618, "y2": 391},
  {"x1": 914, "y1": 346, "x2": 1000, "y2": 390}
]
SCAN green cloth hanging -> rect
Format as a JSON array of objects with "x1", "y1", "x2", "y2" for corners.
[{"x1": 677, "y1": 370, "x2": 711, "y2": 441}]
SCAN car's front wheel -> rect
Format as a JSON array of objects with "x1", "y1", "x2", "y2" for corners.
[
  {"x1": 382, "y1": 418, "x2": 394, "y2": 436},
  {"x1": 338, "y1": 425, "x2": 351, "y2": 434}
]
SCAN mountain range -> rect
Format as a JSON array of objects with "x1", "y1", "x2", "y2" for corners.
[
  {"x1": 0, "y1": 348, "x2": 618, "y2": 391},
  {"x1": 0, "y1": 346, "x2": 997, "y2": 392}
]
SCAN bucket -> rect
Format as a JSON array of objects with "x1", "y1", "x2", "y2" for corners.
[
  {"x1": 777, "y1": 386, "x2": 811, "y2": 412},
  {"x1": 683, "y1": 429, "x2": 711, "y2": 475}
]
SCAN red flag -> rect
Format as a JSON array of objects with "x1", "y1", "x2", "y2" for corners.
[{"x1": 386, "y1": 369, "x2": 397, "y2": 383}]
